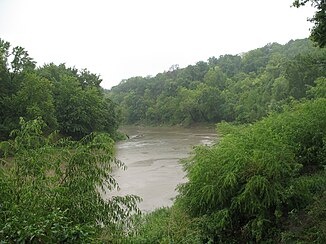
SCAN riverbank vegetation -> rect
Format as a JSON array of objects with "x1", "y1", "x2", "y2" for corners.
[
  {"x1": 119, "y1": 95, "x2": 326, "y2": 243},
  {"x1": 0, "y1": 39, "x2": 137, "y2": 242},
  {"x1": 108, "y1": 1, "x2": 326, "y2": 242},
  {"x1": 1, "y1": 0, "x2": 326, "y2": 242},
  {"x1": 0, "y1": 118, "x2": 140, "y2": 242}
]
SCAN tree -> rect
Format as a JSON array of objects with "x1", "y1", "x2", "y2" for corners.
[
  {"x1": 241, "y1": 45, "x2": 271, "y2": 74},
  {"x1": 0, "y1": 39, "x2": 36, "y2": 138},
  {"x1": 293, "y1": 0, "x2": 326, "y2": 47},
  {"x1": 54, "y1": 75, "x2": 107, "y2": 138},
  {"x1": 0, "y1": 39, "x2": 11, "y2": 94},
  {"x1": 204, "y1": 66, "x2": 227, "y2": 90},
  {"x1": 14, "y1": 72, "x2": 57, "y2": 130},
  {"x1": 37, "y1": 63, "x2": 120, "y2": 139},
  {"x1": 284, "y1": 52, "x2": 326, "y2": 99},
  {"x1": 197, "y1": 84, "x2": 223, "y2": 122},
  {"x1": 307, "y1": 77, "x2": 326, "y2": 98},
  {"x1": 120, "y1": 92, "x2": 147, "y2": 124},
  {"x1": 78, "y1": 68, "x2": 102, "y2": 88},
  {"x1": 215, "y1": 54, "x2": 242, "y2": 77},
  {"x1": 178, "y1": 87, "x2": 202, "y2": 123},
  {"x1": 271, "y1": 76, "x2": 290, "y2": 101}
]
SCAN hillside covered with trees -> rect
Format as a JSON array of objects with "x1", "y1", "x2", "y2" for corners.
[{"x1": 110, "y1": 38, "x2": 326, "y2": 125}]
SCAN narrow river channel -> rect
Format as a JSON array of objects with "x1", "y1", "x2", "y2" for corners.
[{"x1": 109, "y1": 126, "x2": 217, "y2": 212}]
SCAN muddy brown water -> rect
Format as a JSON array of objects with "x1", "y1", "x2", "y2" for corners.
[{"x1": 108, "y1": 126, "x2": 217, "y2": 212}]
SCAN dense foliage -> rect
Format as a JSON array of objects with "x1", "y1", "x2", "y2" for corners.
[
  {"x1": 126, "y1": 97, "x2": 326, "y2": 243},
  {"x1": 1, "y1": 1, "x2": 325, "y2": 240},
  {"x1": 0, "y1": 118, "x2": 140, "y2": 242},
  {"x1": 177, "y1": 98, "x2": 326, "y2": 242},
  {"x1": 109, "y1": 39, "x2": 326, "y2": 125},
  {"x1": 0, "y1": 38, "x2": 137, "y2": 242},
  {"x1": 0, "y1": 39, "x2": 120, "y2": 140}
]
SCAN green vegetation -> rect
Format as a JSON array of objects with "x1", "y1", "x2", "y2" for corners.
[
  {"x1": 178, "y1": 98, "x2": 326, "y2": 242},
  {"x1": 0, "y1": 39, "x2": 136, "y2": 242},
  {"x1": 110, "y1": 38, "x2": 326, "y2": 126},
  {"x1": 1, "y1": 1, "x2": 325, "y2": 242},
  {"x1": 293, "y1": 0, "x2": 326, "y2": 48},
  {"x1": 0, "y1": 39, "x2": 120, "y2": 140},
  {"x1": 0, "y1": 118, "x2": 140, "y2": 242},
  {"x1": 107, "y1": 2, "x2": 326, "y2": 240},
  {"x1": 121, "y1": 97, "x2": 326, "y2": 243},
  {"x1": 110, "y1": 36, "x2": 326, "y2": 241}
]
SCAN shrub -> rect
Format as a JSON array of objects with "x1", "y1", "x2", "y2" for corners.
[
  {"x1": 177, "y1": 98, "x2": 326, "y2": 242},
  {"x1": 0, "y1": 118, "x2": 140, "y2": 242}
]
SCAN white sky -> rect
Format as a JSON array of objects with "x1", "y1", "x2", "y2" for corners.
[{"x1": 0, "y1": 0, "x2": 315, "y2": 89}]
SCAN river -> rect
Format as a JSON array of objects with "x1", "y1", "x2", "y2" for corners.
[{"x1": 110, "y1": 126, "x2": 217, "y2": 212}]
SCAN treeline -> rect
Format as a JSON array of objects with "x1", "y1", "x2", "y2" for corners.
[
  {"x1": 109, "y1": 38, "x2": 326, "y2": 125},
  {"x1": 0, "y1": 39, "x2": 120, "y2": 140}
]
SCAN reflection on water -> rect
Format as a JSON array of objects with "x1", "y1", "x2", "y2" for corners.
[{"x1": 106, "y1": 126, "x2": 217, "y2": 212}]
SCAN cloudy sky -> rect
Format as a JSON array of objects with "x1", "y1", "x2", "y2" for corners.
[{"x1": 0, "y1": 0, "x2": 315, "y2": 89}]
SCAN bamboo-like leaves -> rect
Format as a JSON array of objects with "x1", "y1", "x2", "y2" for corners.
[
  {"x1": 177, "y1": 98, "x2": 326, "y2": 242},
  {"x1": 0, "y1": 118, "x2": 140, "y2": 242}
]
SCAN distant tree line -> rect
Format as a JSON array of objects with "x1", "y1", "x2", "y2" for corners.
[{"x1": 109, "y1": 38, "x2": 326, "y2": 125}]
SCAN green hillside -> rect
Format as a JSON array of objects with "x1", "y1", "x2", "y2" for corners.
[{"x1": 109, "y1": 38, "x2": 326, "y2": 125}]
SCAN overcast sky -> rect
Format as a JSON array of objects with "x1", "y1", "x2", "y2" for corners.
[{"x1": 0, "y1": 0, "x2": 315, "y2": 89}]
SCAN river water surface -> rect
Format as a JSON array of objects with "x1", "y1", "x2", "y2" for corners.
[{"x1": 110, "y1": 126, "x2": 217, "y2": 212}]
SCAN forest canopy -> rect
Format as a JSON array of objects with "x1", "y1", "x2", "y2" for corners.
[
  {"x1": 109, "y1": 38, "x2": 326, "y2": 126},
  {"x1": 0, "y1": 39, "x2": 120, "y2": 140}
]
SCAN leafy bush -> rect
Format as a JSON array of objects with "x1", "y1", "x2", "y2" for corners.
[
  {"x1": 0, "y1": 118, "x2": 140, "y2": 242},
  {"x1": 177, "y1": 98, "x2": 326, "y2": 242}
]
